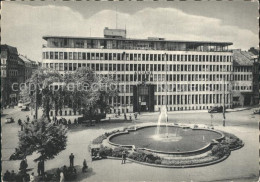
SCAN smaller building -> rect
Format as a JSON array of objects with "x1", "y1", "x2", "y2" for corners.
[
  {"x1": 232, "y1": 49, "x2": 258, "y2": 107},
  {"x1": 1, "y1": 44, "x2": 20, "y2": 106}
]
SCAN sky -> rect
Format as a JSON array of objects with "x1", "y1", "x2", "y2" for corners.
[{"x1": 1, "y1": 1, "x2": 258, "y2": 62}]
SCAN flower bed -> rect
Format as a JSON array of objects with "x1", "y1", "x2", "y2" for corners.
[
  {"x1": 221, "y1": 132, "x2": 243, "y2": 150},
  {"x1": 91, "y1": 126, "x2": 243, "y2": 167},
  {"x1": 92, "y1": 129, "x2": 121, "y2": 144}
]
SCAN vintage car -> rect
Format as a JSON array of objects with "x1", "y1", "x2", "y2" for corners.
[
  {"x1": 5, "y1": 117, "x2": 15, "y2": 124},
  {"x1": 208, "y1": 106, "x2": 224, "y2": 113},
  {"x1": 253, "y1": 109, "x2": 260, "y2": 114},
  {"x1": 21, "y1": 106, "x2": 30, "y2": 111}
]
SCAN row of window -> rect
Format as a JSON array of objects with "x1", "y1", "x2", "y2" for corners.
[
  {"x1": 233, "y1": 66, "x2": 252, "y2": 72},
  {"x1": 43, "y1": 62, "x2": 233, "y2": 72},
  {"x1": 233, "y1": 86, "x2": 252, "y2": 91},
  {"x1": 107, "y1": 73, "x2": 233, "y2": 82},
  {"x1": 105, "y1": 94, "x2": 231, "y2": 106},
  {"x1": 117, "y1": 83, "x2": 231, "y2": 93},
  {"x1": 233, "y1": 74, "x2": 253, "y2": 81},
  {"x1": 43, "y1": 51, "x2": 232, "y2": 62}
]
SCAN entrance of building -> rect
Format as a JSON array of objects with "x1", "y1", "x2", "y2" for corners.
[{"x1": 133, "y1": 84, "x2": 155, "y2": 112}]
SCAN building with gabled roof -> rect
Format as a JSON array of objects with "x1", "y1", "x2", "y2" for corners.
[{"x1": 232, "y1": 49, "x2": 259, "y2": 106}]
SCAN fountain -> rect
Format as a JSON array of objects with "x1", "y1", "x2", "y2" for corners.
[
  {"x1": 156, "y1": 105, "x2": 168, "y2": 136},
  {"x1": 152, "y1": 105, "x2": 182, "y2": 142}
]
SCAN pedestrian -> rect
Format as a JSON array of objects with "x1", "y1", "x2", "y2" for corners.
[
  {"x1": 10, "y1": 170, "x2": 16, "y2": 181},
  {"x1": 3, "y1": 170, "x2": 11, "y2": 181},
  {"x1": 82, "y1": 159, "x2": 88, "y2": 173},
  {"x1": 19, "y1": 158, "x2": 28, "y2": 174},
  {"x1": 30, "y1": 172, "x2": 35, "y2": 182},
  {"x1": 129, "y1": 114, "x2": 132, "y2": 121},
  {"x1": 59, "y1": 171, "x2": 64, "y2": 182},
  {"x1": 118, "y1": 110, "x2": 121, "y2": 116},
  {"x1": 121, "y1": 151, "x2": 126, "y2": 164},
  {"x1": 134, "y1": 112, "x2": 137, "y2": 120},
  {"x1": 69, "y1": 153, "x2": 74, "y2": 167},
  {"x1": 18, "y1": 119, "x2": 22, "y2": 126},
  {"x1": 68, "y1": 119, "x2": 71, "y2": 125},
  {"x1": 124, "y1": 113, "x2": 127, "y2": 121},
  {"x1": 27, "y1": 116, "x2": 30, "y2": 123},
  {"x1": 56, "y1": 168, "x2": 61, "y2": 180},
  {"x1": 37, "y1": 161, "x2": 41, "y2": 176}
]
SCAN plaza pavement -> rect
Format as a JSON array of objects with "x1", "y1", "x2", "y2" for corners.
[{"x1": 1, "y1": 107, "x2": 259, "y2": 181}]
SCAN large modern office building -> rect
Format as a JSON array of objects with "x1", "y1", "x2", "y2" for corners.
[{"x1": 42, "y1": 27, "x2": 234, "y2": 113}]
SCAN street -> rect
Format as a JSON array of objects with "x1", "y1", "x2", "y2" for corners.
[{"x1": 1, "y1": 107, "x2": 259, "y2": 181}]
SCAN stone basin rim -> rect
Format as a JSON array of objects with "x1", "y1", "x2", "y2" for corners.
[{"x1": 107, "y1": 124, "x2": 225, "y2": 155}]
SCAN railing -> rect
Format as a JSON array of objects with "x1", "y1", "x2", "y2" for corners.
[{"x1": 42, "y1": 45, "x2": 232, "y2": 52}]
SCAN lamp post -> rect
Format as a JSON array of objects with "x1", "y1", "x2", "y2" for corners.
[
  {"x1": 123, "y1": 52, "x2": 126, "y2": 114},
  {"x1": 165, "y1": 53, "x2": 168, "y2": 112},
  {"x1": 222, "y1": 67, "x2": 226, "y2": 127},
  {"x1": 35, "y1": 74, "x2": 38, "y2": 120}
]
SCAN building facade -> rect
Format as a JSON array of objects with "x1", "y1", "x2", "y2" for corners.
[
  {"x1": 42, "y1": 28, "x2": 235, "y2": 114},
  {"x1": 232, "y1": 49, "x2": 259, "y2": 107},
  {"x1": 1, "y1": 44, "x2": 39, "y2": 108},
  {"x1": 19, "y1": 55, "x2": 39, "y2": 81},
  {"x1": 1, "y1": 44, "x2": 20, "y2": 106}
]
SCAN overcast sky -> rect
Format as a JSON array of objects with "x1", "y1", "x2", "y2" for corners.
[{"x1": 1, "y1": 1, "x2": 258, "y2": 62}]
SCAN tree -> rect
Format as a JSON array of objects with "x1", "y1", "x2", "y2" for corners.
[
  {"x1": 21, "y1": 68, "x2": 64, "y2": 121},
  {"x1": 64, "y1": 67, "x2": 118, "y2": 120},
  {"x1": 16, "y1": 117, "x2": 68, "y2": 173}
]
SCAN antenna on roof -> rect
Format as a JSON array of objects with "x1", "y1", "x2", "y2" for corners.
[
  {"x1": 116, "y1": 6, "x2": 118, "y2": 29},
  {"x1": 125, "y1": 24, "x2": 126, "y2": 38}
]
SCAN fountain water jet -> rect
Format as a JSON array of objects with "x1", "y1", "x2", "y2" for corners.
[{"x1": 152, "y1": 106, "x2": 183, "y2": 142}]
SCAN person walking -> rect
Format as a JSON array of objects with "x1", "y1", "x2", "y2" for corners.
[
  {"x1": 124, "y1": 113, "x2": 127, "y2": 121},
  {"x1": 129, "y1": 114, "x2": 132, "y2": 121},
  {"x1": 69, "y1": 153, "x2": 74, "y2": 167},
  {"x1": 30, "y1": 172, "x2": 35, "y2": 182},
  {"x1": 21, "y1": 123, "x2": 24, "y2": 131},
  {"x1": 59, "y1": 171, "x2": 64, "y2": 182},
  {"x1": 37, "y1": 161, "x2": 42, "y2": 176},
  {"x1": 19, "y1": 158, "x2": 28, "y2": 174},
  {"x1": 134, "y1": 112, "x2": 137, "y2": 120},
  {"x1": 82, "y1": 159, "x2": 88, "y2": 173},
  {"x1": 121, "y1": 151, "x2": 126, "y2": 164},
  {"x1": 18, "y1": 119, "x2": 22, "y2": 126}
]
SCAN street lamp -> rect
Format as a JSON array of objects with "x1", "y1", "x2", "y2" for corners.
[{"x1": 123, "y1": 52, "x2": 126, "y2": 114}]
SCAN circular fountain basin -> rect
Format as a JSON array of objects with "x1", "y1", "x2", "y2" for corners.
[{"x1": 109, "y1": 125, "x2": 223, "y2": 154}]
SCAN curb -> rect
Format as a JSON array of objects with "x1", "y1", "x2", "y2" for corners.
[
  {"x1": 230, "y1": 143, "x2": 244, "y2": 151},
  {"x1": 105, "y1": 154, "x2": 230, "y2": 168}
]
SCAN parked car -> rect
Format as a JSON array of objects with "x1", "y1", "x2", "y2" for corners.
[
  {"x1": 208, "y1": 106, "x2": 224, "y2": 113},
  {"x1": 5, "y1": 117, "x2": 15, "y2": 124},
  {"x1": 253, "y1": 109, "x2": 260, "y2": 114},
  {"x1": 18, "y1": 100, "x2": 23, "y2": 108},
  {"x1": 21, "y1": 106, "x2": 30, "y2": 111}
]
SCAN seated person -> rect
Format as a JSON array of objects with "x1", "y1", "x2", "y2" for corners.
[
  {"x1": 82, "y1": 159, "x2": 88, "y2": 173},
  {"x1": 3, "y1": 170, "x2": 11, "y2": 181}
]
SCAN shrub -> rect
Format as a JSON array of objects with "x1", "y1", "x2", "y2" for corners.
[
  {"x1": 92, "y1": 134, "x2": 107, "y2": 144},
  {"x1": 211, "y1": 144, "x2": 230, "y2": 158},
  {"x1": 155, "y1": 159, "x2": 162, "y2": 164},
  {"x1": 128, "y1": 150, "x2": 161, "y2": 164},
  {"x1": 99, "y1": 146, "x2": 112, "y2": 158},
  {"x1": 111, "y1": 147, "x2": 129, "y2": 157},
  {"x1": 221, "y1": 133, "x2": 243, "y2": 149}
]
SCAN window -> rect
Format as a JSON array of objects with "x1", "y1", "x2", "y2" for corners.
[
  {"x1": 50, "y1": 52, "x2": 54, "y2": 59},
  {"x1": 64, "y1": 52, "x2": 68, "y2": 60},
  {"x1": 55, "y1": 52, "x2": 58, "y2": 59},
  {"x1": 59, "y1": 52, "x2": 63, "y2": 60}
]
